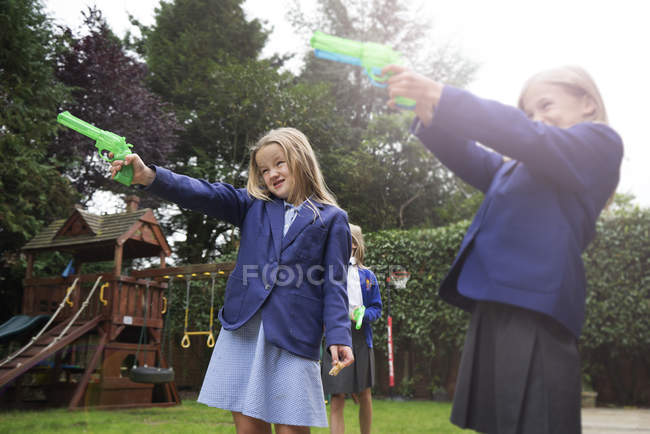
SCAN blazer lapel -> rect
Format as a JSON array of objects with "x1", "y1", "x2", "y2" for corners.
[
  {"x1": 265, "y1": 199, "x2": 284, "y2": 260},
  {"x1": 281, "y1": 200, "x2": 324, "y2": 251},
  {"x1": 501, "y1": 159, "x2": 518, "y2": 177}
]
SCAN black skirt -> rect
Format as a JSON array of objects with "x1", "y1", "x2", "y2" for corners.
[
  {"x1": 321, "y1": 321, "x2": 375, "y2": 395},
  {"x1": 451, "y1": 301, "x2": 582, "y2": 434}
]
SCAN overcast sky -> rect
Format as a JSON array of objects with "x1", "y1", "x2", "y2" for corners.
[{"x1": 43, "y1": 0, "x2": 650, "y2": 209}]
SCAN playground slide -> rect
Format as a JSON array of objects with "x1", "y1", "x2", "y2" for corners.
[{"x1": 0, "y1": 314, "x2": 51, "y2": 343}]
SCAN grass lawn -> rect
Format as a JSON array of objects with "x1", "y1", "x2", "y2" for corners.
[{"x1": 0, "y1": 398, "x2": 469, "y2": 433}]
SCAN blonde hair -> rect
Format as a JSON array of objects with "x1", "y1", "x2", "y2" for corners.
[
  {"x1": 247, "y1": 127, "x2": 339, "y2": 210},
  {"x1": 349, "y1": 223, "x2": 366, "y2": 268},
  {"x1": 519, "y1": 66, "x2": 619, "y2": 206},
  {"x1": 518, "y1": 65, "x2": 608, "y2": 124}
]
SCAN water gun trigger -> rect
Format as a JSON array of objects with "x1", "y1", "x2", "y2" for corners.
[
  {"x1": 366, "y1": 67, "x2": 389, "y2": 87},
  {"x1": 97, "y1": 147, "x2": 112, "y2": 162}
]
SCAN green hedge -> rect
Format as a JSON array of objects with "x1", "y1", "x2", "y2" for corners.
[
  {"x1": 364, "y1": 221, "x2": 471, "y2": 354},
  {"x1": 363, "y1": 221, "x2": 471, "y2": 398},
  {"x1": 582, "y1": 206, "x2": 650, "y2": 405}
]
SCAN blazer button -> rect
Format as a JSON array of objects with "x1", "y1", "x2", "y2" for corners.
[{"x1": 265, "y1": 284, "x2": 271, "y2": 290}]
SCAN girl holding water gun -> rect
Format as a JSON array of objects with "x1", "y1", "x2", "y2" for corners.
[
  {"x1": 321, "y1": 223, "x2": 382, "y2": 434},
  {"x1": 384, "y1": 64, "x2": 623, "y2": 433},
  {"x1": 111, "y1": 127, "x2": 354, "y2": 433}
]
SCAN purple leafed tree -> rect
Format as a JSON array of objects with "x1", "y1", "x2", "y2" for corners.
[{"x1": 52, "y1": 7, "x2": 180, "y2": 203}]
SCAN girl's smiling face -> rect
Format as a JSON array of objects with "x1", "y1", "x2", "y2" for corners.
[
  {"x1": 255, "y1": 143, "x2": 294, "y2": 200},
  {"x1": 521, "y1": 82, "x2": 596, "y2": 129}
]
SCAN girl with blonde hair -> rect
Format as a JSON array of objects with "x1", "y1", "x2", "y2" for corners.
[
  {"x1": 322, "y1": 223, "x2": 382, "y2": 434},
  {"x1": 112, "y1": 127, "x2": 354, "y2": 433},
  {"x1": 383, "y1": 64, "x2": 623, "y2": 433}
]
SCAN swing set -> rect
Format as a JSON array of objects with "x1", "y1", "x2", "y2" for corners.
[
  {"x1": 170, "y1": 272, "x2": 222, "y2": 349},
  {"x1": 130, "y1": 264, "x2": 233, "y2": 350}
]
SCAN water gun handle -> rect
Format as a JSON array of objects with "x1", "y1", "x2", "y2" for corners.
[
  {"x1": 106, "y1": 144, "x2": 134, "y2": 185},
  {"x1": 354, "y1": 305, "x2": 366, "y2": 330},
  {"x1": 365, "y1": 67, "x2": 415, "y2": 109},
  {"x1": 113, "y1": 161, "x2": 133, "y2": 186}
]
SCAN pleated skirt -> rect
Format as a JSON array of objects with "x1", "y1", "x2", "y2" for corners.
[
  {"x1": 321, "y1": 321, "x2": 375, "y2": 395},
  {"x1": 451, "y1": 301, "x2": 582, "y2": 434},
  {"x1": 197, "y1": 311, "x2": 328, "y2": 427}
]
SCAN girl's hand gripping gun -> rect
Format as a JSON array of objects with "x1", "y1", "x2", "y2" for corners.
[
  {"x1": 309, "y1": 30, "x2": 416, "y2": 109},
  {"x1": 353, "y1": 305, "x2": 366, "y2": 330},
  {"x1": 57, "y1": 111, "x2": 134, "y2": 186}
]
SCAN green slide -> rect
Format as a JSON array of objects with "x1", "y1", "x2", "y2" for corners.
[{"x1": 0, "y1": 315, "x2": 51, "y2": 343}]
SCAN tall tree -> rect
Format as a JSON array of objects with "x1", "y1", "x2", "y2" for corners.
[
  {"x1": 52, "y1": 8, "x2": 180, "y2": 205},
  {"x1": 134, "y1": 0, "x2": 268, "y2": 104},
  {"x1": 290, "y1": 0, "x2": 480, "y2": 229},
  {"x1": 0, "y1": 0, "x2": 78, "y2": 319},
  {"x1": 291, "y1": 0, "x2": 477, "y2": 125},
  {"x1": 130, "y1": 0, "x2": 352, "y2": 263}
]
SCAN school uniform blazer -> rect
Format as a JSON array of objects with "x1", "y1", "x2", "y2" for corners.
[
  {"x1": 147, "y1": 166, "x2": 352, "y2": 360},
  {"x1": 356, "y1": 267, "x2": 382, "y2": 348},
  {"x1": 412, "y1": 86, "x2": 623, "y2": 337}
]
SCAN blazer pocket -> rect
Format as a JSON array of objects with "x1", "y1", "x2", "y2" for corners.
[
  {"x1": 296, "y1": 225, "x2": 327, "y2": 262},
  {"x1": 289, "y1": 293, "x2": 322, "y2": 345}
]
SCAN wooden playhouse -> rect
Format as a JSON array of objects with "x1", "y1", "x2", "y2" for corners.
[{"x1": 0, "y1": 196, "x2": 181, "y2": 410}]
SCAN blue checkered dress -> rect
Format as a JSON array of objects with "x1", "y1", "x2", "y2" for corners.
[
  {"x1": 197, "y1": 311, "x2": 327, "y2": 426},
  {"x1": 197, "y1": 200, "x2": 328, "y2": 427}
]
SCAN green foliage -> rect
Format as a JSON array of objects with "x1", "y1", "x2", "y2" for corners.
[
  {"x1": 364, "y1": 222, "x2": 471, "y2": 366},
  {"x1": 133, "y1": 0, "x2": 268, "y2": 103},
  {"x1": 0, "y1": 0, "x2": 78, "y2": 319},
  {"x1": 581, "y1": 197, "x2": 650, "y2": 405},
  {"x1": 330, "y1": 111, "x2": 481, "y2": 230},
  {"x1": 53, "y1": 7, "x2": 180, "y2": 203},
  {"x1": 0, "y1": 399, "x2": 466, "y2": 433},
  {"x1": 397, "y1": 375, "x2": 417, "y2": 399},
  {"x1": 292, "y1": 0, "x2": 478, "y2": 123},
  {"x1": 131, "y1": 0, "x2": 353, "y2": 263},
  {"x1": 291, "y1": 0, "x2": 480, "y2": 231}
]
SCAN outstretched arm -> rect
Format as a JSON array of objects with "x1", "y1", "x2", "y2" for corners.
[
  {"x1": 111, "y1": 153, "x2": 250, "y2": 227},
  {"x1": 382, "y1": 65, "x2": 503, "y2": 193}
]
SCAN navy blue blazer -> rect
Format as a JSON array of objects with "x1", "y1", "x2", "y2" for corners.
[
  {"x1": 355, "y1": 267, "x2": 382, "y2": 348},
  {"x1": 147, "y1": 167, "x2": 352, "y2": 360},
  {"x1": 413, "y1": 86, "x2": 623, "y2": 337}
]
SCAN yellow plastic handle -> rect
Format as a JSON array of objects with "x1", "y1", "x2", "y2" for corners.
[
  {"x1": 66, "y1": 285, "x2": 75, "y2": 307},
  {"x1": 161, "y1": 296, "x2": 168, "y2": 314},
  {"x1": 206, "y1": 332, "x2": 215, "y2": 348},
  {"x1": 99, "y1": 282, "x2": 109, "y2": 306},
  {"x1": 181, "y1": 334, "x2": 191, "y2": 348}
]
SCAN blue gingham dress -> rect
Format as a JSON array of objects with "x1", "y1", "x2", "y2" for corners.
[{"x1": 197, "y1": 201, "x2": 328, "y2": 427}]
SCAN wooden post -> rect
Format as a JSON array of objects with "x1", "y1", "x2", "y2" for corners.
[
  {"x1": 25, "y1": 253, "x2": 34, "y2": 278},
  {"x1": 68, "y1": 329, "x2": 109, "y2": 410},
  {"x1": 73, "y1": 256, "x2": 83, "y2": 275},
  {"x1": 159, "y1": 251, "x2": 166, "y2": 268},
  {"x1": 113, "y1": 244, "x2": 123, "y2": 276}
]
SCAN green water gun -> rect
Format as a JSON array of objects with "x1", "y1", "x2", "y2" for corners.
[
  {"x1": 310, "y1": 30, "x2": 416, "y2": 109},
  {"x1": 57, "y1": 111, "x2": 134, "y2": 186},
  {"x1": 353, "y1": 305, "x2": 366, "y2": 330}
]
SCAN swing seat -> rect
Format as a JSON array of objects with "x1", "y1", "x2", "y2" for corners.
[{"x1": 129, "y1": 366, "x2": 175, "y2": 384}]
